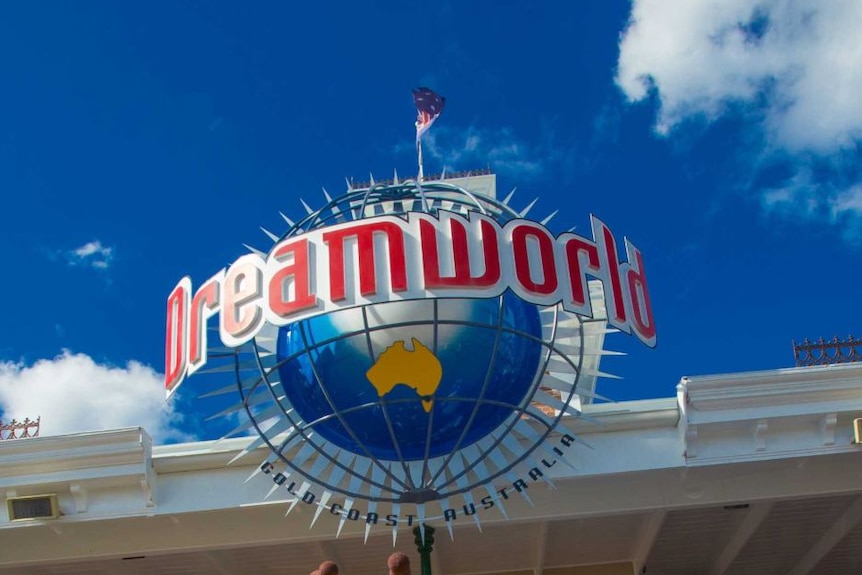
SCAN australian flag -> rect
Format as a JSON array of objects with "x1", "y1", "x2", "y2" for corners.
[{"x1": 413, "y1": 87, "x2": 445, "y2": 142}]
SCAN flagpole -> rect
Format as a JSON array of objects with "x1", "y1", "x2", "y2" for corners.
[
  {"x1": 412, "y1": 87, "x2": 444, "y2": 214},
  {"x1": 417, "y1": 138, "x2": 425, "y2": 182},
  {"x1": 416, "y1": 136, "x2": 430, "y2": 212}
]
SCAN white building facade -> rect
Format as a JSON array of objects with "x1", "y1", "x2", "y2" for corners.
[{"x1": 2, "y1": 362, "x2": 862, "y2": 575}]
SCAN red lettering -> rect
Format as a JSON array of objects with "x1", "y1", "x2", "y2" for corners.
[
  {"x1": 165, "y1": 278, "x2": 191, "y2": 396},
  {"x1": 188, "y1": 274, "x2": 222, "y2": 375},
  {"x1": 564, "y1": 236, "x2": 601, "y2": 309},
  {"x1": 323, "y1": 221, "x2": 407, "y2": 301},
  {"x1": 511, "y1": 224, "x2": 558, "y2": 295},
  {"x1": 601, "y1": 222, "x2": 627, "y2": 327},
  {"x1": 165, "y1": 213, "x2": 657, "y2": 379},
  {"x1": 420, "y1": 217, "x2": 500, "y2": 289},
  {"x1": 624, "y1": 241, "x2": 656, "y2": 346},
  {"x1": 268, "y1": 238, "x2": 317, "y2": 319},
  {"x1": 221, "y1": 256, "x2": 264, "y2": 345}
]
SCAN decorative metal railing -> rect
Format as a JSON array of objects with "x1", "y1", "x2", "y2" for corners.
[
  {"x1": 348, "y1": 167, "x2": 493, "y2": 191},
  {"x1": 0, "y1": 417, "x2": 40, "y2": 440},
  {"x1": 793, "y1": 335, "x2": 862, "y2": 367}
]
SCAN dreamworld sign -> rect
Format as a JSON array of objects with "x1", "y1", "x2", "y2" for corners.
[{"x1": 165, "y1": 176, "x2": 655, "y2": 538}]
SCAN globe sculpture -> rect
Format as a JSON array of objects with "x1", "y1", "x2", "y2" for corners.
[
  {"x1": 276, "y1": 291, "x2": 542, "y2": 461},
  {"x1": 230, "y1": 178, "x2": 587, "y2": 506}
]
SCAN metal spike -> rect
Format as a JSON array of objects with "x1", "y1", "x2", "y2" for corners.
[
  {"x1": 519, "y1": 198, "x2": 538, "y2": 218},
  {"x1": 264, "y1": 480, "x2": 283, "y2": 500},
  {"x1": 455, "y1": 454, "x2": 483, "y2": 531},
  {"x1": 260, "y1": 227, "x2": 280, "y2": 243},
  {"x1": 448, "y1": 454, "x2": 467, "y2": 492},
  {"x1": 322, "y1": 451, "x2": 355, "y2": 495},
  {"x1": 445, "y1": 508, "x2": 455, "y2": 540},
  {"x1": 243, "y1": 243, "x2": 266, "y2": 256},
  {"x1": 580, "y1": 367, "x2": 623, "y2": 380},
  {"x1": 198, "y1": 383, "x2": 238, "y2": 398},
  {"x1": 545, "y1": 356, "x2": 577, "y2": 374},
  {"x1": 311, "y1": 491, "x2": 332, "y2": 529},
  {"x1": 204, "y1": 346, "x2": 242, "y2": 355},
  {"x1": 540, "y1": 372, "x2": 575, "y2": 392},
  {"x1": 286, "y1": 481, "x2": 311, "y2": 516},
  {"x1": 502, "y1": 187, "x2": 517, "y2": 205},
  {"x1": 328, "y1": 200, "x2": 345, "y2": 222},
  {"x1": 407, "y1": 461, "x2": 424, "y2": 490},
  {"x1": 336, "y1": 499, "x2": 353, "y2": 538},
  {"x1": 462, "y1": 445, "x2": 509, "y2": 520},
  {"x1": 553, "y1": 329, "x2": 586, "y2": 342},
  {"x1": 364, "y1": 501, "x2": 376, "y2": 543},
  {"x1": 366, "y1": 464, "x2": 384, "y2": 503},
  {"x1": 417, "y1": 504, "x2": 427, "y2": 539},
  {"x1": 393, "y1": 169, "x2": 399, "y2": 185},
  {"x1": 485, "y1": 437, "x2": 516, "y2": 475},
  {"x1": 345, "y1": 177, "x2": 353, "y2": 191},
  {"x1": 389, "y1": 462, "x2": 409, "y2": 495},
  {"x1": 369, "y1": 172, "x2": 375, "y2": 185},
  {"x1": 322, "y1": 187, "x2": 333, "y2": 203},
  {"x1": 555, "y1": 315, "x2": 587, "y2": 329},
  {"x1": 501, "y1": 433, "x2": 557, "y2": 491},
  {"x1": 300, "y1": 199, "x2": 314, "y2": 215},
  {"x1": 222, "y1": 422, "x2": 271, "y2": 458},
  {"x1": 272, "y1": 433, "x2": 306, "y2": 460},
  {"x1": 233, "y1": 420, "x2": 296, "y2": 465},
  {"x1": 390, "y1": 503, "x2": 401, "y2": 546},
  {"x1": 575, "y1": 387, "x2": 614, "y2": 403},
  {"x1": 564, "y1": 408, "x2": 605, "y2": 429},
  {"x1": 222, "y1": 411, "x2": 289, "y2": 445},
  {"x1": 244, "y1": 456, "x2": 275, "y2": 484},
  {"x1": 503, "y1": 468, "x2": 533, "y2": 507},
  {"x1": 279, "y1": 212, "x2": 295, "y2": 227},
  {"x1": 195, "y1": 360, "x2": 261, "y2": 375},
  {"x1": 292, "y1": 441, "x2": 321, "y2": 470},
  {"x1": 540, "y1": 210, "x2": 559, "y2": 226},
  {"x1": 557, "y1": 423, "x2": 592, "y2": 453},
  {"x1": 345, "y1": 458, "x2": 372, "y2": 500},
  {"x1": 349, "y1": 200, "x2": 363, "y2": 220},
  {"x1": 205, "y1": 395, "x2": 268, "y2": 421},
  {"x1": 532, "y1": 389, "x2": 577, "y2": 415},
  {"x1": 441, "y1": 167, "x2": 447, "y2": 180},
  {"x1": 553, "y1": 341, "x2": 625, "y2": 356}
]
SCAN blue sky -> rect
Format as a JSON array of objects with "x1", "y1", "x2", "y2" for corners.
[{"x1": 1, "y1": 1, "x2": 860, "y2": 443}]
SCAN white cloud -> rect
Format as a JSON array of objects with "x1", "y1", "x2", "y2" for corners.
[
  {"x1": 0, "y1": 352, "x2": 191, "y2": 443},
  {"x1": 617, "y1": 0, "x2": 862, "y2": 241},
  {"x1": 831, "y1": 185, "x2": 862, "y2": 219},
  {"x1": 760, "y1": 174, "x2": 862, "y2": 244},
  {"x1": 421, "y1": 126, "x2": 548, "y2": 179},
  {"x1": 617, "y1": 1, "x2": 862, "y2": 153},
  {"x1": 829, "y1": 185, "x2": 862, "y2": 243},
  {"x1": 68, "y1": 240, "x2": 114, "y2": 269},
  {"x1": 760, "y1": 168, "x2": 820, "y2": 216}
]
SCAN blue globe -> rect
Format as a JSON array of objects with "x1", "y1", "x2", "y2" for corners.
[{"x1": 275, "y1": 292, "x2": 543, "y2": 461}]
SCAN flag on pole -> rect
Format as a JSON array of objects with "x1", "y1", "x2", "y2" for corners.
[{"x1": 413, "y1": 87, "x2": 445, "y2": 142}]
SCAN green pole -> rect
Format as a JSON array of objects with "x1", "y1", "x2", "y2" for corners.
[{"x1": 413, "y1": 524, "x2": 435, "y2": 575}]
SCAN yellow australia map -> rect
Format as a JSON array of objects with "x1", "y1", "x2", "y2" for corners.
[{"x1": 365, "y1": 338, "x2": 442, "y2": 412}]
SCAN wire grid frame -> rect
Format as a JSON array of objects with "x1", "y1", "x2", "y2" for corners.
[{"x1": 234, "y1": 180, "x2": 588, "y2": 504}]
